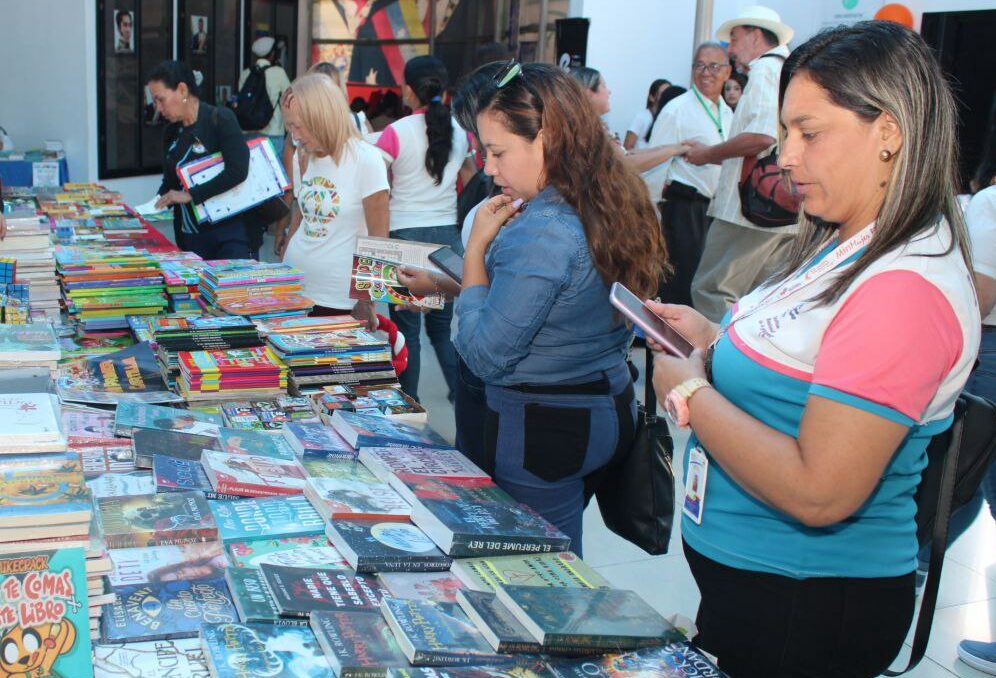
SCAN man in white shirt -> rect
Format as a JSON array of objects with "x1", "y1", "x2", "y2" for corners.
[
  {"x1": 238, "y1": 36, "x2": 292, "y2": 153},
  {"x1": 648, "y1": 42, "x2": 733, "y2": 305},
  {"x1": 683, "y1": 6, "x2": 795, "y2": 321}
]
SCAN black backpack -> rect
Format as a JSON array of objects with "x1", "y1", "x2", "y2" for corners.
[{"x1": 235, "y1": 64, "x2": 275, "y2": 131}]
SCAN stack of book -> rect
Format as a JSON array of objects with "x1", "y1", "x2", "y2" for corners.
[
  {"x1": 0, "y1": 202, "x2": 59, "y2": 320},
  {"x1": 221, "y1": 396, "x2": 319, "y2": 432},
  {"x1": 176, "y1": 345, "x2": 289, "y2": 402},
  {"x1": 314, "y1": 384, "x2": 426, "y2": 423},
  {"x1": 267, "y1": 327, "x2": 399, "y2": 394},
  {"x1": 0, "y1": 321, "x2": 62, "y2": 374},
  {"x1": 198, "y1": 260, "x2": 313, "y2": 320},
  {"x1": 158, "y1": 255, "x2": 208, "y2": 314},
  {"x1": 56, "y1": 247, "x2": 166, "y2": 331},
  {"x1": 150, "y1": 315, "x2": 262, "y2": 387}
]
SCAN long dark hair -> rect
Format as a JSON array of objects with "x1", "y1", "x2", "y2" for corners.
[
  {"x1": 645, "y1": 85, "x2": 687, "y2": 143},
  {"x1": 478, "y1": 64, "x2": 666, "y2": 298},
  {"x1": 771, "y1": 21, "x2": 970, "y2": 305},
  {"x1": 646, "y1": 78, "x2": 671, "y2": 110},
  {"x1": 147, "y1": 60, "x2": 199, "y2": 98},
  {"x1": 404, "y1": 55, "x2": 453, "y2": 185}
]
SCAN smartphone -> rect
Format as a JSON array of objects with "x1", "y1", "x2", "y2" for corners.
[
  {"x1": 609, "y1": 282, "x2": 694, "y2": 358},
  {"x1": 428, "y1": 246, "x2": 464, "y2": 285}
]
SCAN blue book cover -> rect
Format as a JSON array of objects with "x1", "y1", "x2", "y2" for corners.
[
  {"x1": 218, "y1": 428, "x2": 297, "y2": 460},
  {"x1": 209, "y1": 495, "x2": 325, "y2": 543},
  {"x1": 0, "y1": 548, "x2": 92, "y2": 677},
  {"x1": 381, "y1": 598, "x2": 512, "y2": 667},
  {"x1": 153, "y1": 454, "x2": 241, "y2": 500},
  {"x1": 0, "y1": 456, "x2": 91, "y2": 525},
  {"x1": 200, "y1": 622, "x2": 333, "y2": 677},
  {"x1": 115, "y1": 402, "x2": 224, "y2": 437},
  {"x1": 330, "y1": 410, "x2": 450, "y2": 450},
  {"x1": 101, "y1": 576, "x2": 238, "y2": 643}
]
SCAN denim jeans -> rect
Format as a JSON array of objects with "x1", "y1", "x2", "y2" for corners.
[
  {"x1": 176, "y1": 220, "x2": 252, "y2": 260},
  {"x1": 389, "y1": 225, "x2": 462, "y2": 401},
  {"x1": 454, "y1": 357, "x2": 488, "y2": 472}
]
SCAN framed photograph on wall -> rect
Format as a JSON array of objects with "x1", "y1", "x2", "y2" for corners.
[
  {"x1": 191, "y1": 15, "x2": 209, "y2": 54},
  {"x1": 114, "y1": 10, "x2": 134, "y2": 54}
]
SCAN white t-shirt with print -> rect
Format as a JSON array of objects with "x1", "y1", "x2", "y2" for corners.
[
  {"x1": 966, "y1": 185, "x2": 996, "y2": 326},
  {"x1": 284, "y1": 138, "x2": 389, "y2": 310}
]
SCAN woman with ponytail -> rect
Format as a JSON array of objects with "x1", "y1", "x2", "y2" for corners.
[{"x1": 375, "y1": 55, "x2": 473, "y2": 402}]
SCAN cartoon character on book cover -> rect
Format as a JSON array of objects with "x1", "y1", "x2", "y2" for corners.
[{"x1": 0, "y1": 548, "x2": 90, "y2": 678}]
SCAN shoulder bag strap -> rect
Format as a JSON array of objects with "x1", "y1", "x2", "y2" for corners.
[{"x1": 883, "y1": 413, "x2": 965, "y2": 675}]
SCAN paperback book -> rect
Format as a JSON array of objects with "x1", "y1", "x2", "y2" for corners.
[
  {"x1": 380, "y1": 598, "x2": 512, "y2": 667},
  {"x1": 57, "y1": 342, "x2": 183, "y2": 405},
  {"x1": 547, "y1": 643, "x2": 728, "y2": 678},
  {"x1": 455, "y1": 589, "x2": 544, "y2": 655},
  {"x1": 259, "y1": 564, "x2": 387, "y2": 617},
  {"x1": 309, "y1": 609, "x2": 409, "y2": 678},
  {"x1": 200, "y1": 622, "x2": 333, "y2": 678},
  {"x1": 225, "y1": 566, "x2": 307, "y2": 627},
  {"x1": 108, "y1": 541, "x2": 228, "y2": 587},
  {"x1": 218, "y1": 428, "x2": 297, "y2": 460},
  {"x1": 330, "y1": 411, "x2": 450, "y2": 450},
  {"x1": 282, "y1": 422, "x2": 357, "y2": 459},
  {"x1": 326, "y1": 519, "x2": 452, "y2": 573},
  {"x1": 376, "y1": 572, "x2": 464, "y2": 605},
  {"x1": 97, "y1": 491, "x2": 218, "y2": 548},
  {"x1": 92, "y1": 637, "x2": 210, "y2": 678},
  {"x1": 227, "y1": 535, "x2": 350, "y2": 570},
  {"x1": 358, "y1": 446, "x2": 490, "y2": 505},
  {"x1": 153, "y1": 454, "x2": 242, "y2": 499},
  {"x1": 114, "y1": 402, "x2": 224, "y2": 438},
  {"x1": 132, "y1": 427, "x2": 222, "y2": 468},
  {"x1": 210, "y1": 495, "x2": 325, "y2": 543},
  {"x1": 304, "y1": 474, "x2": 411, "y2": 522},
  {"x1": 201, "y1": 450, "x2": 308, "y2": 497},
  {"x1": 450, "y1": 552, "x2": 610, "y2": 593},
  {"x1": 87, "y1": 470, "x2": 157, "y2": 499},
  {"x1": 0, "y1": 456, "x2": 92, "y2": 527}
]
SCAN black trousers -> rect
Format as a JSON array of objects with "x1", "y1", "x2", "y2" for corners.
[
  {"x1": 659, "y1": 186, "x2": 711, "y2": 306},
  {"x1": 175, "y1": 220, "x2": 253, "y2": 260},
  {"x1": 684, "y1": 541, "x2": 914, "y2": 678}
]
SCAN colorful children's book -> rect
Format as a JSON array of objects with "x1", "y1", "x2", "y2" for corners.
[
  {"x1": 108, "y1": 541, "x2": 228, "y2": 587},
  {"x1": 376, "y1": 572, "x2": 465, "y2": 604},
  {"x1": 493, "y1": 585, "x2": 682, "y2": 651},
  {"x1": 326, "y1": 519, "x2": 451, "y2": 573},
  {"x1": 0, "y1": 456, "x2": 92, "y2": 527},
  {"x1": 97, "y1": 491, "x2": 219, "y2": 548},
  {"x1": 449, "y1": 552, "x2": 610, "y2": 593},
  {"x1": 227, "y1": 536, "x2": 350, "y2": 570},
  {"x1": 114, "y1": 402, "x2": 224, "y2": 437},
  {"x1": 201, "y1": 622, "x2": 333, "y2": 677},
  {"x1": 201, "y1": 450, "x2": 307, "y2": 497},
  {"x1": 225, "y1": 567, "x2": 307, "y2": 627},
  {"x1": 330, "y1": 411, "x2": 450, "y2": 450},
  {"x1": 259, "y1": 565, "x2": 387, "y2": 617},
  {"x1": 310, "y1": 610, "x2": 409, "y2": 678},
  {"x1": 209, "y1": 495, "x2": 325, "y2": 543},
  {"x1": 0, "y1": 548, "x2": 92, "y2": 677},
  {"x1": 546, "y1": 642, "x2": 730, "y2": 678},
  {"x1": 351, "y1": 255, "x2": 445, "y2": 310},
  {"x1": 92, "y1": 638, "x2": 210, "y2": 678},
  {"x1": 379, "y1": 598, "x2": 512, "y2": 667},
  {"x1": 153, "y1": 454, "x2": 241, "y2": 499},
  {"x1": 101, "y1": 576, "x2": 238, "y2": 642}
]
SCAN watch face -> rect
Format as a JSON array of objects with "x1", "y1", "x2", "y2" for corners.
[{"x1": 664, "y1": 392, "x2": 684, "y2": 427}]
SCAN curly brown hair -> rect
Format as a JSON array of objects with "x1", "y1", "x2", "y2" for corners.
[{"x1": 478, "y1": 64, "x2": 667, "y2": 298}]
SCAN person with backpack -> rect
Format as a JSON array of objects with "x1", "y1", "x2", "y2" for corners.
[
  {"x1": 646, "y1": 22, "x2": 981, "y2": 677},
  {"x1": 236, "y1": 36, "x2": 291, "y2": 153},
  {"x1": 148, "y1": 61, "x2": 262, "y2": 260}
]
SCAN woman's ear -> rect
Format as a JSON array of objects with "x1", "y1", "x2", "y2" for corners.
[
  {"x1": 176, "y1": 81, "x2": 189, "y2": 100},
  {"x1": 878, "y1": 111, "x2": 903, "y2": 155}
]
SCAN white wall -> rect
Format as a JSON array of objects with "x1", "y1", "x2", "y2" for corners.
[{"x1": 571, "y1": 0, "x2": 699, "y2": 139}]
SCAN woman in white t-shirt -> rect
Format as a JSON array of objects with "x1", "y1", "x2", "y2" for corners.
[
  {"x1": 279, "y1": 73, "x2": 389, "y2": 327},
  {"x1": 624, "y1": 78, "x2": 670, "y2": 151},
  {"x1": 374, "y1": 55, "x2": 472, "y2": 401}
]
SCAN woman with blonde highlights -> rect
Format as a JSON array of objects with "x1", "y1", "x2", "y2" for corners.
[
  {"x1": 280, "y1": 73, "x2": 389, "y2": 326},
  {"x1": 454, "y1": 63, "x2": 666, "y2": 553},
  {"x1": 648, "y1": 22, "x2": 980, "y2": 676}
]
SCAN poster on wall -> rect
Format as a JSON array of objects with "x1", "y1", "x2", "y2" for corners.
[
  {"x1": 192, "y1": 15, "x2": 209, "y2": 54},
  {"x1": 114, "y1": 9, "x2": 134, "y2": 54},
  {"x1": 820, "y1": 0, "x2": 881, "y2": 30}
]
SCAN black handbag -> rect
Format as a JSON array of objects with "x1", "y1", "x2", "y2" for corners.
[
  {"x1": 886, "y1": 392, "x2": 996, "y2": 675},
  {"x1": 594, "y1": 349, "x2": 676, "y2": 556}
]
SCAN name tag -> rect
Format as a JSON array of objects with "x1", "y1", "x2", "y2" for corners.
[{"x1": 683, "y1": 446, "x2": 709, "y2": 525}]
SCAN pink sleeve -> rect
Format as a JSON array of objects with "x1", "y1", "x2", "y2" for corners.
[
  {"x1": 810, "y1": 270, "x2": 963, "y2": 424},
  {"x1": 375, "y1": 124, "x2": 400, "y2": 160}
]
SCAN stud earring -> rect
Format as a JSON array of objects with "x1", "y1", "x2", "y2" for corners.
[{"x1": 879, "y1": 149, "x2": 893, "y2": 162}]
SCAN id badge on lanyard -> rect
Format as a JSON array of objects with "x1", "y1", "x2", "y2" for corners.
[{"x1": 683, "y1": 446, "x2": 709, "y2": 525}]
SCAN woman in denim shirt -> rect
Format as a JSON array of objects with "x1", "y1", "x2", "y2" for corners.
[{"x1": 454, "y1": 63, "x2": 666, "y2": 554}]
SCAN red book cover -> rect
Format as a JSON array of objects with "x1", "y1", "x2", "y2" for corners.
[{"x1": 201, "y1": 450, "x2": 307, "y2": 497}]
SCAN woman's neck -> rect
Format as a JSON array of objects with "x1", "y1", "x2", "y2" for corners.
[{"x1": 181, "y1": 99, "x2": 200, "y2": 127}]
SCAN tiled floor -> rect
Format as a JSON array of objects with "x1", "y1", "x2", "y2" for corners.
[{"x1": 252, "y1": 227, "x2": 996, "y2": 677}]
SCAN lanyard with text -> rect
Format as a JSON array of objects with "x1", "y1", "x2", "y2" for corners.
[
  {"x1": 692, "y1": 86, "x2": 724, "y2": 139},
  {"x1": 717, "y1": 222, "x2": 877, "y2": 343}
]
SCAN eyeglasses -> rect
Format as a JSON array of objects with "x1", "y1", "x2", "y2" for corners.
[
  {"x1": 692, "y1": 62, "x2": 730, "y2": 74},
  {"x1": 493, "y1": 60, "x2": 522, "y2": 89}
]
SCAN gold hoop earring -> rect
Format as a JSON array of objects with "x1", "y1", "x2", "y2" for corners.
[{"x1": 879, "y1": 149, "x2": 893, "y2": 162}]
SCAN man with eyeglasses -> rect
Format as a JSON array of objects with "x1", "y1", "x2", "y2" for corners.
[
  {"x1": 681, "y1": 5, "x2": 795, "y2": 322},
  {"x1": 647, "y1": 42, "x2": 733, "y2": 306}
]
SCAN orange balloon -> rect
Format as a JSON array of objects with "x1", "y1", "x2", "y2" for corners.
[{"x1": 875, "y1": 3, "x2": 914, "y2": 28}]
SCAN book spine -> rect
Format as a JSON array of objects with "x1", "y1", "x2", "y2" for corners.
[
  {"x1": 544, "y1": 633, "x2": 670, "y2": 651},
  {"x1": 353, "y1": 557, "x2": 452, "y2": 574},
  {"x1": 342, "y1": 668, "x2": 390, "y2": 678},
  {"x1": 103, "y1": 531, "x2": 211, "y2": 550},
  {"x1": 411, "y1": 650, "x2": 487, "y2": 666},
  {"x1": 213, "y1": 480, "x2": 302, "y2": 498},
  {"x1": 446, "y1": 535, "x2": 571, "y2": 559}
]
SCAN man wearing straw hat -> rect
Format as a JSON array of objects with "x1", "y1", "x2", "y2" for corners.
[{"x1": 683, "y1": 5, "x2": 796, "y2": 322}]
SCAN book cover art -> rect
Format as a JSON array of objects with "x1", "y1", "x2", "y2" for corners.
[
  {"x1": 153, "y1": 454, "x2": 241, "y2": 499},
  {"x1": 309, "y1": 610, "x2": 408, "y2": 677},
  {"x1": 268, "y1": 328, "x2": 384, "y2": 355},
  {"x1": 201, "y1": 622, "x2": 333, "y2": 677},
  {"x1": 62, "y1": 408, "x2": 117, "y2": 442},
  {"x1": 300, "y1": 458, "x2": 376, "y2": 481},
  {"x1": 390, "y1": 664, "x2": 557, "y2": 678},
  {"x1": 380, "y1": 598, "x2": 510, "y2": 667},
  {"x1": 108, "y1": 542, "x2": 228, "y2": 588},
  {"x1": 101, "y1": 576, "x2": 238, "y2": 643},
  {"x1": 97, "y1": 491, "x2": 218, "y2": 548},
  {"x1": 57, "y1": 343, "x2": 183, "y2": 405},
  {"x1": 217, "y1": 428, "x2": 297, "y2": 460},
  {"x1": 494, "y1": 586, "x2": 681, "y2": 651},
  {"x1": 79, "y1": 443, "x2": 136, "y2": 477},
  {"x1": 351, "y1": 255, "x2": 445, "y2": 310},
  {"x1": 209, "y1": 495, "x2": 325, "y2": 543},
  {"x1": 0, "y1": 548, "x2": 91, "y2": 677},
  {"x1": 0, "y1": 457, "x2": 91, "y2": 526},
  {"x1": 132, "y1": 428, "x2": 221, "y2": 468},
  {"x1": 87, "y1": 471, "x2": 156, "y2": 499},
  {"x1": 258, "y1": 565, "x2": 387, "y2": 617},
  {"x1": 282, "y1": 422, "x2": 356, "y2": 458},
  {"x1": 450, "y1": 552, "x2": 609, "y2": 594},
  {"x1": 359, "y1": 446, "x2": 488, "y2": 485},
  {"x1": 115, "y1": 402, "x2": 223, "y2": 438},
  {"x1": 455, "y1": 590, "x2": 543, "y2": 654},
  {"x1": 0, "y1": 392, "x2": 63, "y2": 440},
  {"x1": 201, "y1": 451, "x2": 307, "y2": 497},
  {"x1": 377, "y1": 572, "x2": 464, "y2": 604},
  {"x1": 304, "y1": 476, "x2": 410, "y2": 522},
  {"x1": 92, "y1": 637, "x2": 210, "y2": 678},
  {"x1": 330, "y1": 411, "x2": 450, "y2": 450},
  {"x1": 326, "y1": 519, "x2": 451, "y2": 573},
  {"x1": 227, "y1": 536, "x2": 349, "y2": 571},
  {"x1": 546, "y1": 642, "x2": 728, "y2": 678},
  {"x1": 225, "y1": 567, "x2": 306, "y2": 627},
  {"x1": 0, "y1": 321, "x2": 60, "y2": 357}
]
